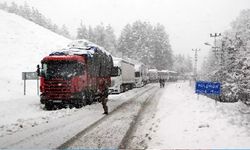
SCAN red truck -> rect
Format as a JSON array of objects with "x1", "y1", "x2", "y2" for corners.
[{"x1": 37, "y1": 40, "x2": 118, "y2": 110}]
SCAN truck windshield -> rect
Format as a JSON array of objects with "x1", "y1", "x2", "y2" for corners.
[
  {"x1": 41, "y1": 61, "x2": 84, "y2": 79},
  {"x1": 135, "y1": 72, "x2": 141, "y2": 77}
]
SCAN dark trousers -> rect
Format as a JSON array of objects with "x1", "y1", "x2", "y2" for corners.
[{"x1": 101, "y1": 96, "x2": 108, "y2": 113}]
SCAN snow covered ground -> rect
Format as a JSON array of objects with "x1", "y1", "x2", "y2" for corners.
[
  {"x1": 1, "y1": 79, "x2": 250, "y2": 148},
  {"x1": 0, "y1": 10, "x2": 70, "y2": 101},
  {"x1": 0, "y1": 85, "x2": 155, "y2": 148},
  {"x1": 146, "y1": 81, "x2": 250, "y2": 149}
]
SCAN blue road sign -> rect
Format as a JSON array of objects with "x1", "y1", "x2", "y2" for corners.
[{"x1": 195, "y1": 81, "x2": 221, "y2": 95}]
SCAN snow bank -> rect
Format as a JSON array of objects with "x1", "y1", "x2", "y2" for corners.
[
  {"x1": 149, "y1": 82, "x2": 250, "y2": 149},
  {"x1": 0, "y1": 10, "x2": 70, "y2": 101}
]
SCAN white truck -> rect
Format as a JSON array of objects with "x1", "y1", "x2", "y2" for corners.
[
  {"x1": 148, "y1": 69, "x2": 159, "y2": 83},
  {"x1": 109, "y1": 57, "x2": 135, "y2": 94},
  {"x1": 158, "y1": 70, "x2": 169, "y2": 81},
  {"x1": 134, "y1": 63, "x2": 149, "y2": 87}
]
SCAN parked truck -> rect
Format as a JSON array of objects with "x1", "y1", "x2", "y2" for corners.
[
  {"x1": 158, "y1": 70, "x2": 169, "y2": 81},
  {"x1": 38, "y1": 39, "x2": 118, "y2": 110},
  {"x1": 134, "y1": 63, "x2": 148, "y2": 87},
  {"x1": 158, "y1": 70, "x2": 178, "y2": 82},
  {"x1": 148, "y1": 69, "x2": 159, "y2": 83},
  {"x1": 109, "y1": 57, "x2": 135, "y2": 94}
]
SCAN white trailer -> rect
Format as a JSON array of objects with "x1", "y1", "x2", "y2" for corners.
[
  {"x1": 148, "y1": 69, "x2": 159, "y2": 83},
  {"x1": 158, "y1": 70, "x2": 178, "y2": 82},
  {"x1": 134, "y1": 63, "x2": 148, "y2": 87},
  {"x1": 158, "y1": 70, "x2": 169, "y2": 81},
  {"x1": 109, "y1": 57, "x2": 135, "y2": 94}
]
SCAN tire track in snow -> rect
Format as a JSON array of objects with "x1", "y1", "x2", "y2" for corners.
[
  {"x1": 120, "y1": 85, "x2": 164, "y2": 149},
  {"x1": 58, "y1": 86, "x2": 158, "y2": 149},
  {"x1": 0, "y1": 85, "x2": 154, "y2": 149}
]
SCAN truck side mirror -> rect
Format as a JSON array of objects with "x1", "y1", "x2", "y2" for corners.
[
  {"x1": 36, "y1": 64, "x2": 41, "y2": 76},
  {"x1": 110, "y1": 66, "x2": 120, "y2": 77}
]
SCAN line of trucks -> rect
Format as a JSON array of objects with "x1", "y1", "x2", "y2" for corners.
[{"x1": 37, "y1": 39, "x2": 177, "y2": 110}]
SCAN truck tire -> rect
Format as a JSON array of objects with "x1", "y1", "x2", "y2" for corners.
[
  {"x1": 45, "y1": 103, "x2": 53, "y2": 110},
  {"x1": 129, "y1": 84, "x2": 134, "y2": 90},
  {"x1": 75, "y1": 99, "x2": 83, "y2": 108},
  {"x1": 86, "y1": 91, "x2": 94, "y2": 105},
  {"x1": 120, "y1": 85, "x2": 124, "y2": 93},
  {"x1": 75, "y1": 92, "x2": 87, "y2": 108},
  {"x1": 40, "y1": 99, "x2": 45, "y2": 104}
]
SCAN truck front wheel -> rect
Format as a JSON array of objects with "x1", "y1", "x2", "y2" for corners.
[
  {"x1": 86, "y1": 91, "x2": 94, "y2": 105},
  {"x1": 120, "y1": 85, "x2": 124, "y2": 93},
  {"x1": 75, "y1": 99, "x2": 83, "y2": 108},
  {"x1": 75, "y1": 92, "x2": 87, "y2": 108},
  {"x1": 45, "y1": 102, "x2": 54, "y2": 110}
]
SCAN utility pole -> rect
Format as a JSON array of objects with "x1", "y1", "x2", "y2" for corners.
[
  {"x1": 210, "y1": 33, "x2": 222, "y2": 64},
  {"x1": 192, "y1": 48, "x2": 200, "y2": 81},
  {"x1": 220, "y1": 39, "x2": 226, "y2": 66},
  {"x1": 210, "y1": 33, "x2": 222, "y2": 104}
]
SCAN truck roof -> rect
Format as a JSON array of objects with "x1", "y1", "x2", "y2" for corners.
[
  {"x1": 47, "y1": 39, "x2": 113, "y2": 62},
  {"x1": 113, "y1": 57, "x2": 135, "y2": 66},
  {"x1": 148, "y1": 69, "x2": 158, "y2": 72},
  {"x1": 134, "y1": 63, "x2": 146, "y2": 71},
  {"x1": 43, "y1": 39, "x2": 114, "y2": 65},
  {"x1": 67, "y1": 39, "x2": 111, "y2": 56}
]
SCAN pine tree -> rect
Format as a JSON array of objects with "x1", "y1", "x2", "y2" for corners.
[
  {"x1": 173, "y1": 54, "x2": 193, "y2": 74},
  {"x1": 0, "y1": 2, "x2": 8, "y2": 11},
  {"x1": 117, "y1": 21, "x2": 173, "y2": 69},
  {"x1": 60, "y1": 24, "x2": 71, "y2": 39},
  {"x1": 88, "y1": 26, "x2": 95, "y2": 43},
  {"x1": 0, "y1": 2, "x2": 72, "y2": 39},
  {"x1": 77, "y1": 21, "x2": 88, "y2": 39},
  {"x1": 93, "y1": 23, "x2": 106, "y2": 47},
  {"x1": 151, "y1": 23, "x2": 172, "y2": 70},
  {"x1": 117, "y1": 24, "x2": 134, "y2": 57},
  {"x1": 104, "y1": 24, "x2": 117, "y2": 55},
  {"x1": 8, "y1": 2, "x2": 18, "y2": 14},
  {"x1": 19, "y1": 2, "x2": 31, "y2": 20}
]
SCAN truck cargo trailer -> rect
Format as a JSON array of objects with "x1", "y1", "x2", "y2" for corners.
[
  {"x1": 109, "y1": 57, "x2": 135, "y2": 94},
  {"x1": 134, "y1": 63, "x2": 149, "y2": 87}
]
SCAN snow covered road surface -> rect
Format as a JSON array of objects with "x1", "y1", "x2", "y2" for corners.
[
  {"x1": 1, "y1": 81, "x2": 250, "y2": 149},
  {"x1": 0, "y1": 84, "x2": 156, "y2": 149},
  {"x1": 61, "y1": 86, "x2": 158, "y2": 149},
  {"x1": 145, "y1": 82, "x2": 250, "y2": 149},
  {"x1": 123, "y1": 86, "x2": 164, "y2": 149}
]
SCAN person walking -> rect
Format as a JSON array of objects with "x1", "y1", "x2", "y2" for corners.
[
  {"x1": 159, "y1": 78, "x2": 163, "y2": 88},
  {"x1": 162, "y1": 78, "x2": 165, "y2": 88},
  {"x1": 99, "y1": 80, "x2": 109, "y2": 115}
]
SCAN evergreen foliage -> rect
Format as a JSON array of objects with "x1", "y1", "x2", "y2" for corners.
[
  {"x1": 0, "y1": 2, "x2": 72, "y2": 39},
  {"x1": 117, "y1": 21, "x2": 173, "y2": 70},
  {"x1": 201, "y1": 9, "x2": 250, "y2": 104},
  {"x1": 173, "y1": 54, "x2": 193, "y2": 74},
  {"x1": 76, "y1": 22, "x2": 117, "y2": 55}
]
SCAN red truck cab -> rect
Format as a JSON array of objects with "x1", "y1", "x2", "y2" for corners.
[{"x1": 39, "y1": 40, "x2": 116, "y2": 110}]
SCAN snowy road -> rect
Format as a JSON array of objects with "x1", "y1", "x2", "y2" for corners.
[
  {"x1": 1, "y1": 82, "x2": 250, "y2": 149},
  {"x1": 0, "y1": 84, "x2": 156, "y2": 149},
  {"x1": 60, "y1": 86, "x2": 158, "y2": 149}
]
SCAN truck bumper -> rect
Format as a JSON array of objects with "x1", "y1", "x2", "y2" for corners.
[{"x1": 40, "y1": 92, "x2": 85, "y2": 104}]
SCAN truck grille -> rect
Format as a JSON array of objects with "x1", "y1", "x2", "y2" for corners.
[{"x1": 44, "y1": 79, "x2": 71, "y2": 99}]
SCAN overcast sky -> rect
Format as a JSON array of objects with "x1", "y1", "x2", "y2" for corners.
[{"x1": 2, "y1": 0, "x2": 250, "y2": 67}]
